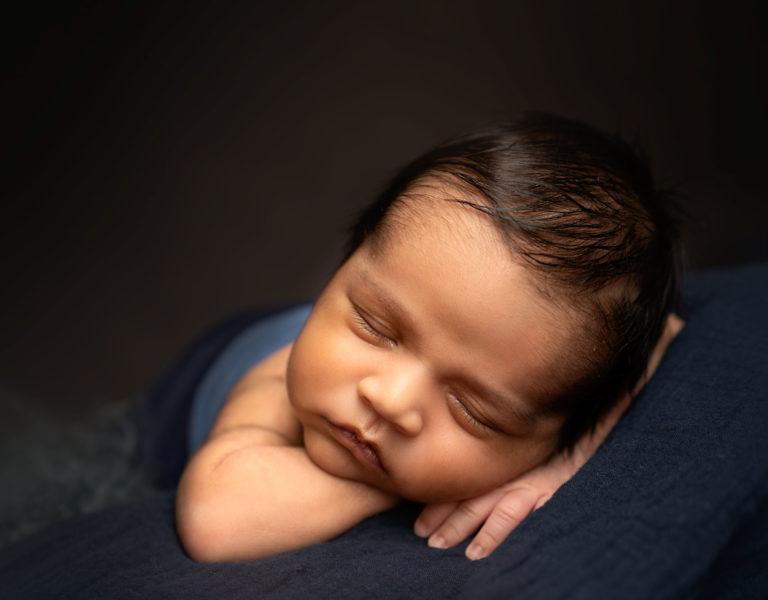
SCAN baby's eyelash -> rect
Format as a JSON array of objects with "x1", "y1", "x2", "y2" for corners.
[
  {"x1": 352, "y1": 307, "x2": 395, "y2": 346},
  {"x1": 448, "y1": 392, "x2": 494, "y2": 433}
]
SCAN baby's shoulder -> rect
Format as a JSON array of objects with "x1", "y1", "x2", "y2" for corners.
[{"x1": 210, "y1": 344, "x2": 301, "y2": 444}]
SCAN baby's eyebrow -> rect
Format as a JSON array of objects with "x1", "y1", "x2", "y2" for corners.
[{"x1": 356, "y1": 271, "x2": 416, "y2": 332}]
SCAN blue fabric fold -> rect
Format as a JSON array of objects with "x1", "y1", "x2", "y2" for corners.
[{"x1": 188, "y1": 304, "x2": 311, "y2": 453}]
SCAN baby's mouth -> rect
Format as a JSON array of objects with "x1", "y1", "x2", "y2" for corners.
[{"x1": 330, "y1": 423, "x2": 385, "y2": 473}]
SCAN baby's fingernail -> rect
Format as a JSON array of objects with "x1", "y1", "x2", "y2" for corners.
[
  {"x1": 428, "y1": 535, "x2": 447, "y2": 549},
  {"x1": 465, "y1": 543, "x2": 486, "y2": 560},
  {"x1": 413, "y1": 520, "x2": 428, "y2": 538}
]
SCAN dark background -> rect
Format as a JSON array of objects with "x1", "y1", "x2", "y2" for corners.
[{"x1": 1, "y1": 0, "x2": 766, "y2": 412}]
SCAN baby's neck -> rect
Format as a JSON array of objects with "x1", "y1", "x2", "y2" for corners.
[{"x1": 639, "y1": 313, "x2": 685, "y2": 393}]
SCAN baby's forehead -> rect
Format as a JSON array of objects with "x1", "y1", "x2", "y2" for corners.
[
  {"x1": 373, "y1": 179, "x2": 506, "y2": 254},
  {"x1": 368, "y1": 185, "x2": 583, "y2": 315}
]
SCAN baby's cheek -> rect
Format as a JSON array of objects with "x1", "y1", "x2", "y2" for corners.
[
  {"x1": 403, "y1": 441, "x2": 539, "y2": 503},
  {"x1": 285, "y1": 344, "x2": 316, "y2": 413},
  {"x1": 388, "y1": 448, "x2": 470, "y2": 503}
]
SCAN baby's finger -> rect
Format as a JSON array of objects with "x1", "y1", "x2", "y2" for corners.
[
  {"x1": 414, "y1": 502, "x2": 457, "y2": 538},
  {"x1": 425, "y1": 491, "x2": 504, "y2": 549},
  {"x1": 464, "y1": 487, "x2": 540, "y2": 560}
]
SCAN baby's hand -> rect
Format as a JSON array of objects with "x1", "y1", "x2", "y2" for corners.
[
  {"x1": 413, "y1": 450, "x2": 581, "y2": 560},
  {"x1": 414, "y1": 393, "x2": 631, "y2": 560}
]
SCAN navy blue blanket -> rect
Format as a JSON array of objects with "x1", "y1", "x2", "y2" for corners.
[{"x1": 1, "y1": 265, "x2": 766, "y2": 599}]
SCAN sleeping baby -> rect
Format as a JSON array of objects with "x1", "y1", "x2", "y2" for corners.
[{"x1": 175, "y1": 113, "x2": 684, "y2": 562}]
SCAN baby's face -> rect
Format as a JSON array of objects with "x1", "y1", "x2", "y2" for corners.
[{"x1": 287, "y1": 198, "x2": 569, "y2": 503}]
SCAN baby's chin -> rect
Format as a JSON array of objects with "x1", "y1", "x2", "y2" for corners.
[
  {"x1": 303, "y1": 441, "x2": 443, "y2": 501},
  {"x1": 301, "y1": 426, "x2": 514, "y2": 503},
  {"x1": 302, "y1": 427, "x2": 387, "y2": 485}
]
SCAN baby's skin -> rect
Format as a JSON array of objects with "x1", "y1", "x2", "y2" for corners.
[{"x1": 176, "y1": 196, "x2": 683, "y2": 562}]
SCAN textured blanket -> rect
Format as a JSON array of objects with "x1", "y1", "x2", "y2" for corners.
[
  {"x1": 1, "y1": 265, "x2": 766, "y2": 599},
  {"x1": 0, "y1": 395, "x2": 154, "y2": 549}
]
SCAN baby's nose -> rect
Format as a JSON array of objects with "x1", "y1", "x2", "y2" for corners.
[{"x1": 358, "y1": 369, "x2": 425, "y2": 436}]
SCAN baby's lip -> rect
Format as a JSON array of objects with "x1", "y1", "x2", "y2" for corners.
[{"x1": 328, "y1": 421, "x2": 386, "y2": 473}]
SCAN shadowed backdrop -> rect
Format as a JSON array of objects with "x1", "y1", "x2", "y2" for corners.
[{"x1": 1, "y1": 0, "x2": 766, "y2": 411}]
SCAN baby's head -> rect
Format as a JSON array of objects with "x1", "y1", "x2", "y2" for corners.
[{"x1": 288, "y1": 114, "x2": 682, "y2": 502}]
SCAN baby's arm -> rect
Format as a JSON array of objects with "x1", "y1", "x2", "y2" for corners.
[{"x1": 175, "y1": 345, "x2": 398, "y2": 562}]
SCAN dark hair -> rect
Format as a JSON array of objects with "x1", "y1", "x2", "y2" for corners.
[{"x1": 345, "y1": 113, "x2": 684, "y2": 450}]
